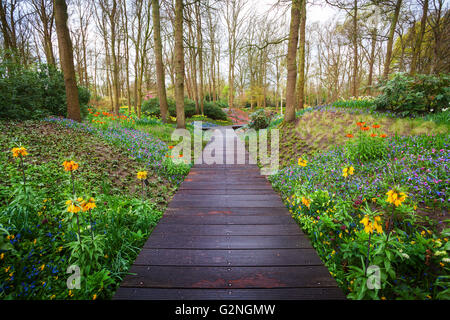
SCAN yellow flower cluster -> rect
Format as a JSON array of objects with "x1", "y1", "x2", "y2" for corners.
[
  {"x1": 386, "y1": 189, "x2": 407, "y2": 207},
  {"x1": 298, "y1": 158, "x2": 308, "y2": 167},
  {"x1": 137, "y1": 171, "x2": 148, "y2": 180},
  {"x1": 342, "y1": 166, "x2": 354, "y2": 178},
  {"x1": 11, "y1": 146, "x2": 28, "y2": 157},
  {"x1": 66, "y1": 197, "x2": 96, "y2": 213},
  {"x1": 63, "y1": 160, "x2": 79, "y2": 172},
  {"x1": 360, "y1": 215, "x2": 383, "y2": 234}
]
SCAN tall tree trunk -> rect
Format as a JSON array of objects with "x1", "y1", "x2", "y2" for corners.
[
  {"x1": 383, "y1": 0, "x2": 402, "y2": 79},
  {"x1": 284, "y1": 0, "x2": 301, "y2": 123},
  {"x1": 195, "y1": 2, "x2": 204, "y2": 115},
  {"x1": 152, "y1": 0, "x2": 169, "y2": 122},
  {"x1": 54, "y1": 0, "x2": 81, "y2": 121},
  {"x1": 174, "y1": 0, "x2": 185, "y2": 128},
  {"x1": 110, "y1": 0, "x2": 120, "y2": 115},
  {"x1": 367, "y1": 27, "x2": 377, "y2": 94},
  {"x1": 351, "y1": 0, "x2": 358, "y2": 96},
  {"x1": 410, "y1": 0, "x2": 428, "y2": 74},
  {"x1": 296, "y1": 0, "x2": 306, "y2": 109}
]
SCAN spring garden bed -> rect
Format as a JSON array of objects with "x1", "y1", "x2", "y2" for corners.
[
  {"x1": 267, "y1": 107, "x2": 449, "y2": 299},
  {"x1": 0, "y1": 117, "x2": 189, "y2": 299}
]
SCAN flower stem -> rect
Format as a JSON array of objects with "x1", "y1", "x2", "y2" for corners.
[
  {"x1": 76, "y1": 213, "x2": 82, "y2": 247},
  {"x1": 365, "y1": 232, "x2": 372, "y2": 277},
  {"x1": 19, "y1": 155, "x2": 26, "y2": 194},
  {"x1": 88, "y1": 210, "x2": 94, "y2": 241},
  {"x1": 386, "y1": 206, "x2": 394, "y2": 242},
  {"x1": 71, "y1": 171, "x2": 75, "y2": 197}
]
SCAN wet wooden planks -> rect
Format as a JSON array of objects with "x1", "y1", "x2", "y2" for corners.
[{"x1": 114, "y1": 127, "x2": 345, "y2": 300}]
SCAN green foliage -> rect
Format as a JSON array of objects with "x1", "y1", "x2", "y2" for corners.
[
  {"x1": 375, "y1": 73, "x2": 450, "y2": 117},
  {"x1": 0, "y1": 58, "x2": 92, "y2": 120},
  {"x1": 345, "y1": 132, "x2": 388, "y2": 162},
  {"x1": 141, "y1": 97, "x2": 228, "y2": 120},
  {"x1": 162, "y1": 157, "x2": 191, "y2": 178},
  {"x1": 248, "y1": 109, "x2": 272, "y2": 130}
]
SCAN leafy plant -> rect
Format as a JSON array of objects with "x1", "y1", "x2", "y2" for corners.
[{"x1": 375, "y1": 73, "x2": 450, "y2": 117}]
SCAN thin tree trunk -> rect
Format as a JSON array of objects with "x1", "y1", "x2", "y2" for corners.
[
  {"x1": 351, "y1": 0, "x2": 358, "y2": 96},
  {"x1": 410, "y1": 0, "x2": 428, "y2": 74},
  {"x1": 54, "y1": 0, "x2": 81, "y2": 121},
  {"x1": 195, "y1": 2, "x2": 204, "y2": 114},
  {"x1": 152, "y1": 0, "x2": 169, "y2": 122},
  {"x1": 296, "y1": 0, "x2": 306, "y2": 109},
  {"x1": 383, "y1": 0, "x2": 402, "y2": 79},
  {"x1": 285, "y1": 0, "x2": 301, "y2": 122},
  {"x1": 174, "y1": 0, "x2": 185, "y2": 128}
]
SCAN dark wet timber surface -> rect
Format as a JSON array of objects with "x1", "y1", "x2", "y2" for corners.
[{"x1": 114, "y1": 127, "x2": 345, "y2": 300}]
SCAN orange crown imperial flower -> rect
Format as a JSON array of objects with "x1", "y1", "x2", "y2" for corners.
[
  {"x1": 81, "y1": 197, "x2": 96, "y2": 211},
  {"x1": 372, "y1": 124, "x2": 380, "y2": 129},
  {"x1": 370, "y1": 133, "x2": 377, "y2": 137},
  {"x1": 380, "y1": 134, "x2": 387, "y2": 138},
  {"x1": 301, "y1": 197, "x2": 311, "y2": 208},
  {"x1": 11, "y1": 147, "x2": 28, "y2": 157},
  {"x1": 345, "y1": 133, "x2": 354, "y2": 138},
  {"x1": 361, "y1": 126, "x2": 370, "y2": 131},
  {"x1": 63, "y1": 160, "x2": 79, "y2": 172}
]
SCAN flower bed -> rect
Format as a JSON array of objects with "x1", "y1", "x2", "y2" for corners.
[{"x1": 269, "y1": 130, "x2": 449, "y2": 299}]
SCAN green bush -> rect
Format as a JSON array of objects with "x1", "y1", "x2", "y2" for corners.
[
  {"x1": 142, "y1": 97, "x2": 228, "y2": 120},
  {"x1": 203, "y1": 102, "x2": 228, "y2": 120},
  {"x1": 0, "y1": 58, "x2": 92, "y2": 120},
  {"x1": 375, "y1": 73, "x2": 450, "y2": 117},
  {"x1": 248, "y1": 109, "x2": 272, "y2": 130}
]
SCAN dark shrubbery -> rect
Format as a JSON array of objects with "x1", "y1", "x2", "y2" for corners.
[
  {"x1": 0, "y1": 59, "x2": 91, "y2": 120},
  {"x1": 248, "y1": 109, "x2": 272, "y2": 130},
  {"x1": 142, "y1": 97, "x2": 228, "y2": 120},
  {"x1": 375, "y1": 73, "x2": 450, "y2": 117}
]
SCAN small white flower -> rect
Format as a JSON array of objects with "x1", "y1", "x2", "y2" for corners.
[
  {"x1": 400, "y1": 253, "x2": 410, "y2": 259},
  {"x1": 434, "y1": 250, "x2": 446, "y2": 257},
  {"x1": 442, "y1": 258, "x2": 450, "y2": 263}
]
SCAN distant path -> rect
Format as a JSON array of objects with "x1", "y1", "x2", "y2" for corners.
[
  {"x1": 227, "y1": 107, "x2": 249, "y2": 125},
  {"x1": 114, "y1": 127, "x2": 345, "y2": 300}
]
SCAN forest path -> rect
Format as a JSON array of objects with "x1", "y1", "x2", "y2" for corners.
[{"x1": 114, "y1": 127, "x2": 345, "y2": 300}]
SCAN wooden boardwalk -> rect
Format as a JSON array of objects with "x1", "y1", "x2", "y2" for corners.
[{"x1": 114, "y1": 127, "x2": 345, "y2": 300}]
